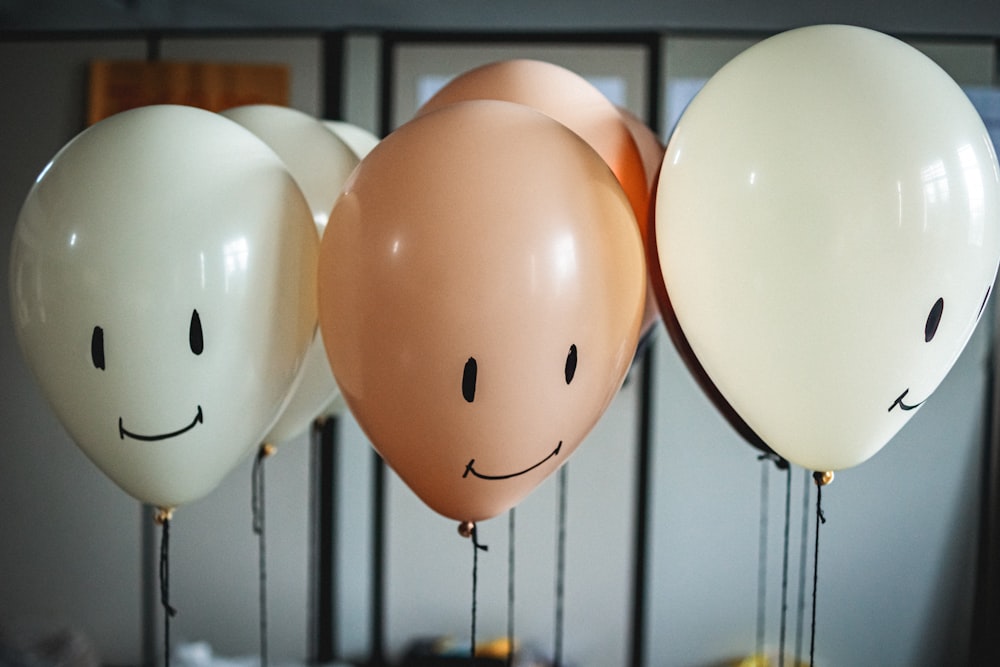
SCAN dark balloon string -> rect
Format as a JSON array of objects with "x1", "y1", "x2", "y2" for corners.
[
  {"x1": 554, "y1": 465, "x2": 568, "y2": 667},
  {"x1": 507, "y1": 508, "x2": 516, "y2": 667},
  {"x1": 157, "y1": 510, "x2": 177, "y2": 667},
  {"x1": 755, "y1": 457, "x2": 770, "y2": 659},
  {"x1": 469, "y1": 523, "x2": 488, "y2": 662},
  {"x1": 809, "y1": 474, "x2": 828, "y2": 667},
  {"x1": 778, "y1": 464, "x2": 792, "y2": 667},
  {"x1": 794, "y1": 469, "x2": 811, "y2": 661},
  {"x1": 252, "y1": 445, "x2": 272, "y2": 667}
]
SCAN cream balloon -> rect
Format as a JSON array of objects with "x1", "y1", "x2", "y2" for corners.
[
  {"x1": 324, "y1": 120, "x2": 380, "y2": 160},
  {"x1": 9, "y1": 105, "x2": 319, "y2": 509},
  {"x1": 655, "y1": 25, "x2": 1000, "y2": 472},
  {"x1": 222, "y1": 104, "x2": 360, "y2": 443}
]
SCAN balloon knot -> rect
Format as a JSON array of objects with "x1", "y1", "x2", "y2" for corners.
[
  {"x1": 458, "y1": 521, "x2": 488, "y2": 550},
  {"x1": 154, "y1": 507, "x2": 175, "y2": 525},
  {"x1": 812, "y1": 470, "x2": 834, "y2": 487}
]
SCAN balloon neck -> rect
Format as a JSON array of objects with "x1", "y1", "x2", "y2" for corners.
[
  {"x1": 458, "y1": 521, "x2": 488, "y2": 551},
  {"x1": 812, "y1": 470, "x2": 835, "y2": 486},
  {"x1": 259, "y1": 442, "x2": 277, "y2": 459},
  {"x1": 154, "y1": 507, "x2": 175, "y2": 524}
]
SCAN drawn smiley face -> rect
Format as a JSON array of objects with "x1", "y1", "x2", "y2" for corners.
[
  {"x1": 317, "y1": 100, "x2": 646, "y2": 524},
  {"x1": 460, "y1": 344, "x2": 578, "y2": 481},
  {"x1": 650, "y1": 24, "x2": 1000, "y2": 475},
  {"x1": 8, "y1": 105, "x2": 319, "y2": 509},
  {"x1": 890, "y1": 287, "x2": 992, "y2": 414},
  {"x1": 91, "y1": 310, "x2": 207, "y2": 441}
]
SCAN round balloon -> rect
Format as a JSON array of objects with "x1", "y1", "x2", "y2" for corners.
[
  {"x1": 319, "y1": 100, "x2": 646, "y2": 522},
  {"x1": 223, "y1": 105, "x2": 359, "y2": 229},
  {"x1": 222, "y1": 104, "x2": 360, "y2": 443},
  {"x1": 416, "y1": 59, "x2": 650, "y2": 237},
  {"x1": 9, "y1": 104, "x2": 319, "y2": 509},
  {"x1": 324, "y1": 120, "x2": 380, "y2": 160},
  {"x1": 654, "y1": 25, "x2": 1000, "y2": 472}
]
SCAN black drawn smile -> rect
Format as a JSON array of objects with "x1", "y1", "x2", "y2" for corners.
[
  {"x1": 463, "y1": 441, "x2": 562, "y2": 480},
  {"x1": 888, "y1": 389, "x2": 924, "y2": 413},
  {"x1": 119, "y1": 405, "x2": 204, "y2": 441}
]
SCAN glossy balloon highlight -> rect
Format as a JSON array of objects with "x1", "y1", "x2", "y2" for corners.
[
  {"x1": 654, "y1": 25, "x2": 1000, "y2": 471},
  {"x1": 319, "y1": 100, "x2": 645, "y2": 522},
  {"x1": 9, "y1": 105, "x2": 318, "y2": 508}
]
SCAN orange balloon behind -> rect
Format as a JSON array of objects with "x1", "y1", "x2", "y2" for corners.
[
  {"x1": 618, "y1": 106, "x2": 665, "y2": 341},
  {"x1": 318, "y1": 100, "x2": 646, "y2": 523},
  {"x1": 417, "y1": 59, "x2": 650, "y2": 242}
]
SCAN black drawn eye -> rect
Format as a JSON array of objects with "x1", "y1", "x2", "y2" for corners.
[
  {"x1": 565, "y1": 344, "x2": 578, "y2": 385},
  {"x1": 925, "y1": 298, "x2": 944, "y2": 343},
  {"x1": 91, "y1": 326, "x2": 105, "y2": 370},
  {"x1": 189, "y1": 310, "x2": 204, "y2": 355},
  {"x1": 462, "y1": 357, "x2": 477, "y2": 403}
]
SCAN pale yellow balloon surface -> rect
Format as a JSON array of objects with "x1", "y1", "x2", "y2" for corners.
[
  {"x1": 655, "y1": 25, "x2": 1000, "y2": 472},
  {"x1": 324, "y1": 120, "x2": 380, "y2": 161},
  {"x1": 222, "y1": 104, "x2": 360, "y2": 443},
  {"x1": 9, "y1": 105, "x2": 319, "y2": 508}
]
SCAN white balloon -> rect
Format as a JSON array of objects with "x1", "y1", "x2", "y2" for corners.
[
  {"x1": 323, "y1": 120, "x2": 380, "y2": 160},
  {"x1": 655, "y1": 25, "x2": 1000, "y2": 472},
  {"x1": 9, "y1": 105, "x2": 319, "y2": 508},
  {"x1": 224, "y1": 105, "x2": 360, "y2": 230},
  {"x1": 222, "y1": 105, "x2": 360, "y2": 443}
]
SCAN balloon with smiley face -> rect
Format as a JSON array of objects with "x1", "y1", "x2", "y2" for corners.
[
  {"x1": 9, "y1": 104, "x2": 319, "y2": 511},
  {"x1": 654, "y1": 25, "x2": 1000, "y2": 473},
  {"x1": 318, "y1": 100, "x2": 646, "y2": 523}
]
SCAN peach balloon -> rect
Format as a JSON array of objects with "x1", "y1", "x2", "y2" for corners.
[
  {"x1": 318, "y1": 100, "x2": 646, "y2": 523},
  {"x1": 417, "y1": 59, "x2": 649, "y2": 239}
]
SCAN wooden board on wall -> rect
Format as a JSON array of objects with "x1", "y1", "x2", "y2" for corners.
[{"x1": 87, "y1": 59, "x2": 289, "y2": 124}]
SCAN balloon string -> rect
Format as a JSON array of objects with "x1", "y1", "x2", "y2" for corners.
[
  {"x1": 755, "y1": 457, "x2": 770, "y2": 659},
  {"x1": 252, "y1": 445, "x2": 272, "y2": 667},
  {"x1": 809, "y1": 476, "x2": 827, "y2": 667},
  {"x1": 469, "y1": 524, "x2": 488, "y2": 662},
  {"x1": 157, "y1": 510, "x2": 177, "y2": 667},
  {"x1": 507, "y1": 508, "x2": 516, "y2": 667},
  {"x1": 778, "y1": 464, "x2": 792, "y2": 667},
  {"x1": 794, "y1": 468, "x2": 811, "y2": 661},
  {"x1": 554, "y1": 465, "x2": 568, "y2": 667}
]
